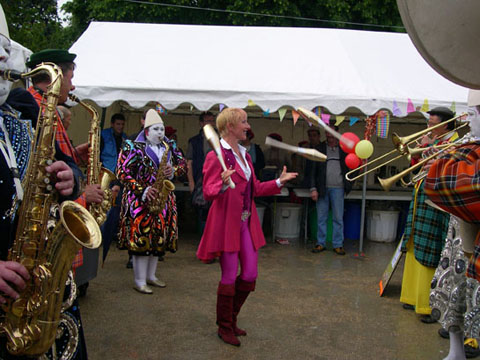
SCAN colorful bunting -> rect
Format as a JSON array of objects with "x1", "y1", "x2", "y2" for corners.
[
  {"x1": 155, "y1": 103, "x2": 167, "y2": 114},
  {"x1": 420, "y1": 99, "x2": 429, "y2": 112},
  {"x1": 392, "y1": 100, "x2": 402, "y2": 117},
  {"x1": 321, "y1": 113, "x2": 331, "y2": 124},
  {"x1": 278, "y1": 108, "x2": 287, "y2": 122},
  {"x1": 376, "y1": 113, "x2": 390, "y2": 138},
  {"x1": 349, "y1": 116, "x2": 360, "y2": 126},
  {"x1": 263, "y1": 109, "x2": 270, "y2": 117},
  {"x1": 314, "y1": 107, "x2": 321, "y2": 116},
  {"x1": 334, "y1": 116, "x2": 345, "y2": 126},
  {"x1": 190, "y1": 105, "x2": 194, "y2": 111},
  {"x1": 407, "y1": 98, "x2": 415, "y2": 113},
  {"x1": 247, "y1": 99, "x2": 256, "y2": 107},
  {"x1": 292, "y1": 110, "x2": 300, "y2": 125},
  {"x1": 450, "y1": 101, "x2": 456, "y2": 113},
  {"x1": 219, "y1": 104, "x2": 225, "y2": 112}
]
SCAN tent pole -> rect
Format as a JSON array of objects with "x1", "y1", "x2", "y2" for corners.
[{"x1": 357, "y1": 162, "x2": 367, "y2": 257}]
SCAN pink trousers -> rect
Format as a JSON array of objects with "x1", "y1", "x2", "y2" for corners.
[{"x1": 220, "y1": 220, "x2": 258, "y2": 284}]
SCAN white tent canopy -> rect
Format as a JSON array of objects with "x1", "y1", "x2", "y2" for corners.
[{"x1": 70, "y1": 22, "x2": 469, "y2": 115}]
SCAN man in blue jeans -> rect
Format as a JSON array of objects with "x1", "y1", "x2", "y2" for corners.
[{"x1": 307, "y1": 125, "x2": 352, "y2": 255}]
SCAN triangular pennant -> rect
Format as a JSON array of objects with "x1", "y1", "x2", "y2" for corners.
[
  {"x1": 349, "y1": 116, "x2": 360, "y2": 126},
  {"x1": 321, "y1": 113, "x2": 331, "y2": 124},
  {"x1": 292, "y1": 110, "x2": 300, "y2": 125},
  {"x1": 219, "y1": 104, "x2": 225, "y2": 112},
  {"x1": 190, "y1": 105, "x2": 194, "y2": 111},
  {"x1": 334, "y1": 116, "x2": 345, "y2": 126},
  {"x1": 450, "y1": 101, "x2": 456, "y2": 113},
  {"x1": 407, "y1": 98, "x2": 415, "y2": 113},
  {"x1": 314, "y1": 107, "x2": 321, "y2": 116},
  {"x1": 263, "y1": 109, "x2": 270, "y2": 117},
  {"x1": 247, "y1": 99, "x2": 256, "y2": 107},
  {"x1": 278, "y1": 108, "x2": 287, "y2": 122},
  {"x1": 420, "y1": 99, "x2": 429, "y2": 112},
  {"x1": 392, "y1": 100, "x2": 402, "y2": 117}
]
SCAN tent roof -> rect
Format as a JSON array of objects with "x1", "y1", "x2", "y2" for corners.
[{"x1": 70, "y1": 22, "x2": 468, "y2": 115}]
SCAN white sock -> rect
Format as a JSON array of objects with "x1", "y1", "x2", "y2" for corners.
[
  {"x1": 132, "y1": 255, "x2": 148, "y2": 287},
  {"x1": 147, "y1": 255, "x2": 159, "y2": 282},
  {"x1": 444, "y1": 327, "x2": 466, "y2": 360}
]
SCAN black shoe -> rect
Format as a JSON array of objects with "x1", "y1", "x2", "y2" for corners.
[
  {"x1": 126, "y1": 259, "x2": 133, "y2": 269},
  {"x1": 465, "y1": 343, "x2": 480, "y2": 359},
  {"x1": 420, "y1": 315, "x2": 437, "y2": 324},
  {"x1": 78, "y1": 282, "x2": 89, "y2": 298},
  {"x1": 402, "y1": 303, "x2": 415, "y2": 311},
  {"x1": 333, "y1": 247, "x2": 346, "y2": 255},
  {"x1": 312, "y1": 245, "x2": 326, "y2": 253},
  {"x1": 158, "y1": 255, "x2": 164, "y2": 262},
  {"x1": 438, "y1": 328, "x2": 449, "y2": 339}
]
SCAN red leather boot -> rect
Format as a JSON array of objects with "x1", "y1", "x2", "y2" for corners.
[
  {"x1": 216, "y1": 282, "x2": 240, "y2": 346},
  {"x1": 232, "y1": 277, "x2": 256, "y2": 336}
]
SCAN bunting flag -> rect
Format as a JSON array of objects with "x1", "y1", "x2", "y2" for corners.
[
  {"x1": 190, "y1": 105, "x2": 194, "y2": 111},
  {"x1": 278, "y1": 108, "x2": 287, "y2": 122},
  {"x1": 334, "y1": 116, "x2": 345, "y2": 126},
  {"x1": 407, "y1": 98, "x2": 415, "y2": 113},
  {"x1": 376, "y1": 113, "x2": 390, "y2": 138},
  {"x1": 155, "y1": 103, "x2": 167, "y2": 114},
  {"x1": 219, "y1": 104, "x2": 225, "y2": 112},
  {"x1": 450, "y1": 101, "x2": 456, "y2": 113},
  {"x1": 314, "y1": 107, "x2": 321, "y2": 116},
  {"x1": 349, "y1": 116, "x2": 360, "y2": 126},
  {"x1": 420, "y1": 99, "x2": 429, "y2": 112},
  {"x1": 321, "y1": 113, "x2": 331, "y2": 124},
  {"x1": 247, "y1": 99, "x2": 256, "y2": 107},
  {"x1": 263, "y1": 109, "x2": 270, "y2": 117},
  {"x1": 292, "y1": 110, "x2": 300, "y2": 125},
  {"x1": 392, "y1": 100, "x2": 402, "y2": 117}
]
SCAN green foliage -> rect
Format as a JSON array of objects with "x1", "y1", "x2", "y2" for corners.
[{"x1": 3, "y1": 0, "x2": 405, "y2": 51}]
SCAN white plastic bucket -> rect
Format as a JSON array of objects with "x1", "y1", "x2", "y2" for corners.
[
  {"x1": 366, "y1": 210, "x2": 399, "y2": 243},
  {"x1": 256, "y1": 204, "x2": 266, "y2": 227},
  {"x1": 275, "y1": 203, "x2": 302, "y2": 240}
]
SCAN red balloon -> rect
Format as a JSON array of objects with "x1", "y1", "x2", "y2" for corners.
[
  {"x1": 345, "y1": 153, "x2": 361, "y2": 169},
  {"x1": 340, "y1": 132, "x2": 360, "y2": 153}
]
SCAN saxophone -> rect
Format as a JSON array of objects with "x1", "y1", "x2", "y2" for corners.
[
  {"x1": 68, "y1": 94, "x2": 116, "y2": 225},
  {"x1": 0, "y1": 64, "x2": 101, "y2": 357},
  {"x1": 148, "y1": 140, "x2": 175, "y2": 213}
]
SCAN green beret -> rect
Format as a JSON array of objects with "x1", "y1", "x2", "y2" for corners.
[{"x1": 26, "y1": 49, "x2": 76, "y2": 68}]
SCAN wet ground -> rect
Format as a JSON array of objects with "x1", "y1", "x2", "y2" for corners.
[{"x1": 78, "y1": 231, "x2": 449, "y2": 360}]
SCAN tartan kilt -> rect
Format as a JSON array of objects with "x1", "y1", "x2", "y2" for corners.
[{"x1": 402, "y1": 181, "x2": 449, "y2": 268}]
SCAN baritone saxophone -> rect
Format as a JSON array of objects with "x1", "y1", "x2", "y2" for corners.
[
  {"x1": 0, "y1": 64, "x2": 101, "y2": 357},
  {"x1": 69, "y1": 94, "x2": 116, "y2": 225}
]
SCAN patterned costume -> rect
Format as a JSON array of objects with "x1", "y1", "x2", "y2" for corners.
[
  {"x1": 425, "y1": 140, "x2": 480, "y2": 343},
  {"x1": 0, "y1": 103, "x2": 87, "y2": 360},
  {"x1": 117, "y1": 131, "x2": 186, "y2": 256},
  {"x1": 400, "y1": 132, "x2": 456, "y2": 315}
]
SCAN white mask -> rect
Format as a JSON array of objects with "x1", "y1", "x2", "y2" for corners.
[
  {"x1": 467, "y1": 106, "x2": 480, "y2": 138},
  {"x1": 146, "y1": 123, "x2": 165, "y2": 145},
  {"x1": 0, "y1": 35, "x2": 12, "y2": 106}
]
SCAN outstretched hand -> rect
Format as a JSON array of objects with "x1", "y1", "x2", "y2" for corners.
[{"x1": 279, "y1": 166, "x2": 298, "y2": 185}]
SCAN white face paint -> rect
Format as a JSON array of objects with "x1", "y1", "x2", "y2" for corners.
[
  {"x1": 146, "y1": 123, "x2": 165, "y2": 145},
  {"x1": 0, "y1": 34, "x2": 12, "y2": 106},
  {"x1": 467, "y1": 106, "x2": 480, "y2": 138}
]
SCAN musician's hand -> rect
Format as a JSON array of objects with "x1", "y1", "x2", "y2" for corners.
[
  {"x1": 85, "y1": 184, "x2": 104, "y2": 204},
  {"x1": 145, "y1": 186, "x2": 158, "y2": 202},
  {"x1": 221, "y1": 168, "x2": 235, "y2": 185},
  {"x1": 0, "y1": 261, "x2": 30, "y2": 303},
  {"x1": 111, "y1": 185, "x2": 120, "y2": 200},
  {"x1": 310, "y1": 189, "x2": 319, "y2": 202},
  {"x1": 279, "y1": 166, "x2": 298, "y2": 185},
  {"x1": 47, "y1": 161, "x2": 75, "y2": 196},
  {"x1": 163, "y1": 164, "x2": 173, "y2": 178},
  {"x1": 75, "y1": 143, "x2": 89, "y2": 162},
  {"x1": 420, "y1": 134, "x2": 436, "y2": 147}
]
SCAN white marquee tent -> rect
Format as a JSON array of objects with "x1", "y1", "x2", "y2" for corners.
[{"x1": 69, "y1": 22, "x2": 469, "y2": 115}]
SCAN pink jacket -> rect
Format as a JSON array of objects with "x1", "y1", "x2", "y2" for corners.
[{"x1": 196, "y1": 150, "x2": 281, "y2": 260}]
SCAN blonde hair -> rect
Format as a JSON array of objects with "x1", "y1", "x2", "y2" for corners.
[{"x1": 216, "y1": 108, "x2": 247, "y2": 137}]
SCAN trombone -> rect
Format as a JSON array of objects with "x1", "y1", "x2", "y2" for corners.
[{"x1": 345, "y1": 113, "x2": 467, "y2": 182}]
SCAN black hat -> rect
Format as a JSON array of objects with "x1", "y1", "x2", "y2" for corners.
[
  {"x1": 427, "y1": 106, "x2": 455, "y2": 120},
  {"x1": 26, "y1": 49, "x2": 76, "y2": 68}
]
